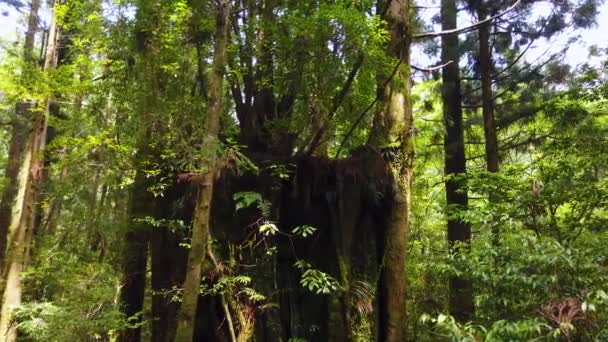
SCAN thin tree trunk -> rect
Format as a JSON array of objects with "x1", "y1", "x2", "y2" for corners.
[
  {"x1": 85, "y1": 175, "x2": 101, "y2": 244},
  {"x1": 372, "y1": 1, "x2": 413, "y2": 341},
  {"x1": 0, "y1": 4, "x2": 59, "y2": 338},
  {"x1": 42, "y1": 165, "x2": 68, "y2": 234},
  {"x1": 174, "y1": 0, "x2": 230, "y2": 340},
  {"x1": 477, "y1": 6, "x2": 501, "y2": 250},
  {"x1": 478, "y1": 8, "x2": 499, "y2": 174},
  {"x1": 0, "y1": 0, "x2": 41, "y2": 275},
  {"x1": 91, "y1": 184, "x2": 108, "y2": 261},
  {"x1": 441, "y1": 0, "x2": 474, "y2": 322}
]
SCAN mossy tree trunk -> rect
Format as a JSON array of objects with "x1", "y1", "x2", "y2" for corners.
[
  {"x1": 117, "y1": 1, "x2": 162, "y2": 340},
  {"x1": 371, "y1": 0, "x2": 414, "y2": 341},
  {"x1": 174, "y1": 0, "x2": 230, "y2": 340}
]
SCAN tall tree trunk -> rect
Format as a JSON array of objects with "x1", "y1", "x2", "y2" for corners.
[
  {"x1": 477, "y1": 5, "x2": 502, "y2": 250},
  {"x1": 478, "y1": 7, "x2": 499, "y2": 174},
  {"x1": 371, "y1": 1, "x2": 413, "y2": 341},
  {"x1": 150, "y1": 206, "x2": 187, "y2": 342},
  {"x1": 117, "y1": 1, "x2": 167, "y2": 340},
  {"x1": 0, "y1": 0, "x2": 41, "y2": 275},
  {"x1": 116, "y1": 71, "x2": 160, "y2": 341},
  {"x1": 174, "y1": 0, "x2": 230, "y2": 340},
  {"x1": 441, "y1": 0, "x2": 474, "y2": 322},
  {"x1": 0, "y1": 3, "x2": 59, "y2": 338},
  {"x1": 117, "y1": 178, "x2": 150, "y2": 342}
]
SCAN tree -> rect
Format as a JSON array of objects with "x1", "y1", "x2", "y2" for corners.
[
  {"x1": 116, "y1": 1, "x2": 161, "y2": 340},
  {"x1": 0, "y1": 1, "x2": 59, "y2": 338},
  {"x1": 476, "y1": 3, "x2": 500, "y2": 174},
  {"x1": 370, "y1": 0, "x2": 414, "y2": 340},
  {"x1": 0, "y1": 0, "x2": 40, "y2": 275},
  {"x1": 441, "y1": 0, "x2": 474, "y2": 322},
  {"x1": 174, "y1": 0, "x2": 230, "y2": 340}
]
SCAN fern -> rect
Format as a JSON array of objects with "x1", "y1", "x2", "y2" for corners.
[
  {"x1": 233, "y1": 192, "x2": 263, "y2": 211},
  {"x1": 233, "y1": 191, "x2": 272, "y2": 218}
]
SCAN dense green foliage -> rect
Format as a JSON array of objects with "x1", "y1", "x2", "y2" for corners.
[{"x1": 0, "y1": 0, "x2": 606, "y2": 341}]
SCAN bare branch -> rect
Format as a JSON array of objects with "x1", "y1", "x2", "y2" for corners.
[
  {"x1": 413, "y1": 0, "x2": 522, "y2": 40},
  {"x1": 412, "y1": 60, "x2": 453, "y2": 72}
]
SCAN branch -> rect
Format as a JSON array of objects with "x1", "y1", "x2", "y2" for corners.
[
  {"x1": 304, "y1": 54, "x2": 364, "y2": 156},
  {"x1": 413, "y1": 0, "x2": 522, "y2": 40},
  {"x1": 466, "y1": 132, "x2": 552, "y2": 161},
  {"x1": 303, "y1": 0, "x2": 405, "y2": 157},
  {"x1": 463, "y1": 48, "x2": 558, "y2": 107},
  {"x1": 204, "y1": 245, "x2": 237, "y2": 342},
  {"x1": 329, "y1": 55, "x2": 364, "y2": 118},
  {"x1": 221, "y1": 295, "x2": 237, "y2": 342},
  {"x1": 413, "y1": 5, "x2": 441, "y2": 9},
  {"x1": 462, "y1": 44, "x2": 554, "y2": 98},
  {"x1": 494, "y1": 8, "x2": 553, "y2": 79},
  {"x1": 412, "y1": 60, "x2": 452, "y2": 72},
  {"x1": 334, "y1": 58, "x2": 403, "y2": 158},
  {"x1": 0, "y1": 0, "x2": 25, "y2": 11}
]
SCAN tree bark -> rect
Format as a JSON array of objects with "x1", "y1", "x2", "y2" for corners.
[
  {"x1": 235, "y1": 0, "x2": 275, "y2": 154},
  {"x1": 478, "y1": 7, "x2": 499, "y2": 174},
  {"x1": 150, "y1": 228, "x2": 186, "y2": 342},
  {"x1": 117, "y1": 1, "x2": 168, "y2": 340},
  {"x1": 0, "y1": 3, "x2": 59, "y2": 338},
  {"x1": 441, "y1": 0, "x2": 474, "y2": 322},
  {"x1": 117, "y1": 198, "x2": 149, "y2": 342},
  {"x1": 117, "y1": 67, "x2": 160, "y2": 341},
  {"x1": 174, "y1": 0, "x2": 230, "y2": 341},
  {"x1": 477, "y1": 5, "x2": 502, "y2": 250},
  {"x1": 0, "y1": 0, "x2": 41, "y2": 276},
  {"x1": 372, "y1": 1, "x2": 413, "y2": 341}
]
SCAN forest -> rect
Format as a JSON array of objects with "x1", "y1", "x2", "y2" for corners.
[{"x1": 0, "y1": 0, "x2": 606, "y2": 340}]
